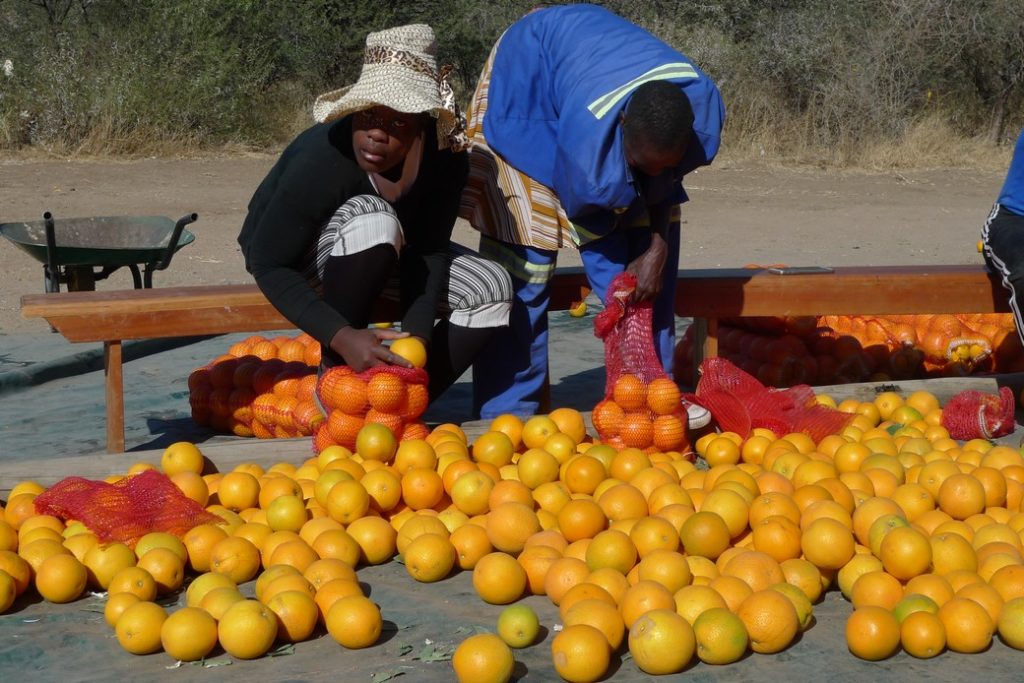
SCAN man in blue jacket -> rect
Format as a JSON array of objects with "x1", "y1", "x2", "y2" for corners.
[
  {"x1": 982, "y1": 128, "x2": 1024, "y2": 343},
  {"x1": 460, "y1": 4, "x2": 725, "y2": 420}
]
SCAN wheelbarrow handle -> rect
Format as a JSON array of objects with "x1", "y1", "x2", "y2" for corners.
[
  {"x1": 43, "y1": 211, "x2": 60, "y2": 293},
  {"x1": 154, "y1": 212, "x2": 198, "y2": 271}
]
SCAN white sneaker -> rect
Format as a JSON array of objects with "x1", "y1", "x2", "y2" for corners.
[{"x1": 684, "y1": 400, "x2": 712, "y2": 430}]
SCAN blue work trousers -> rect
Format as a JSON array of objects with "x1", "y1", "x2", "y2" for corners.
[{"x1": 472, "y1": 222, "x2": 680, "y2": 419}]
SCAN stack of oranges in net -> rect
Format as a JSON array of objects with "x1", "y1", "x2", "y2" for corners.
[
  {"x1": 187, "y1": 334, "x2": 324, "y2": 439},
  {"x1": 591, "y1": 374, "x2": 691, "y2": 454},
  {"x1": 313, "y1": 365, "x2": 430, "y2": 452}
]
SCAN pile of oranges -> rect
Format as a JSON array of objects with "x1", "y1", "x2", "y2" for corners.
[
  {"x1": 673, "y1": 313, "x2": 1023, "y2": 388},
  {"x1": 591, "y1": 373, "x2": 692, "y2": 453},
  {"x1": 188, "y1": 334, "x2": 323, "y2": 439},
  {"x1": 6, "y1": 385, "x2": 1024, "y2": 679}
]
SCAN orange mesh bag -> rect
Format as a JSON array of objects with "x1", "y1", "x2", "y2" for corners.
[
  {"x1": 941, "y1": 387, "x2": 1016, "y2": 440},
  {"x1": 691, "y1": 357, "x2": 852, "y2": 441},
  {"x1": 33, "y1": 470, "x2": 221, "y2": 547},
  {"x1": 313, "y1": 364, "x2": 430, "y2": 451}
]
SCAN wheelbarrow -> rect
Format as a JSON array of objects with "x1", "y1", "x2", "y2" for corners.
[{"x1": 0, "y1": 212, "x2": 198, "y2": 292}]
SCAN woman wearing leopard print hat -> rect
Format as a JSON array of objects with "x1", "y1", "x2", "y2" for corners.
[{"x1": 239, "y1": 24, "x2": 512, "y2": 404}]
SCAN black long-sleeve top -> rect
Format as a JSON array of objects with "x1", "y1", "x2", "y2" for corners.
[{"x1": 238, "y1": 116, "x2": 468, "y2": 346}]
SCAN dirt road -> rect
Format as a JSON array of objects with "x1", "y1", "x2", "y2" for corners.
[{"x1": 0, "y1": 155, "x2": 1002, "y2": 335}]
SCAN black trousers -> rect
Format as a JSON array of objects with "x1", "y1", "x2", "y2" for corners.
[{"x1": 982, "y1": 203, "x2": 1024, "y2": 344}]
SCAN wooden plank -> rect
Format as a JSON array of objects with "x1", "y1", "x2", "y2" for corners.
[
  {"x1": 24, "y1": 265, "x2": 1003, "y2": 342},
  {"x1": 812, "y1": 377, "x2": 1000, "y2": 404},
  {"x1": 0, "y1": 437, "x2": 317, "y2": 497},
  {"x1": 22, "y1": 271, "x2": 593, "y2": 343},
  {"x1": 674, "y1": 265, "x2": 1008, "y2": 318},
  {"x1": 0, "y1": 413, "x2": 605, "y2": 497}
]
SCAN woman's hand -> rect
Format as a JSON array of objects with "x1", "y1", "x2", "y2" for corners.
[
  {"x1": 626, "y1": 232, "x2": 668, "y2": 302},
  {"x1": 328, "y1": 326, "x2": 415, "y2": 372}
]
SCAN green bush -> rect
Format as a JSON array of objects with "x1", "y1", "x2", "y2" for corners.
[{"x1": 1, "y1": 0, "x2": 1021, "y2": 162}]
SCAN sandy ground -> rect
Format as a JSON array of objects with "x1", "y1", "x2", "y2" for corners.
[
  {"x1": 0, "y1": 156, "x2": 1000, "y2": 335},
  {"x1": 0, "y1": 157, "x2": 1019, "y2": 681}
]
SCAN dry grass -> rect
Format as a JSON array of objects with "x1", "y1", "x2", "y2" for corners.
[
  {"x1": 3, "y1": 104, "x2": 1014, "y2": 173},
  {"x1": 718, "y1": 110, "x2": 1013, "y2": 171}
]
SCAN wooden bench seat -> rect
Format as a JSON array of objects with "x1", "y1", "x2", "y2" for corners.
[
  {"x1": 20, "y1": 273, "x2": 593, "y2": 452},
  {"x1": 21, "y1": 263, "x2": 1009, "y2": 453}
]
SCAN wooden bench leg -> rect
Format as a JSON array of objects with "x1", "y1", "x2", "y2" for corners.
[
  {"x1": 704, "y1": 318, "x2": 719, "y2": 361},
  {"x1": 688, "y1": 317, "x2": 719, "y2": 386},
  {"x1": 104, "y1": 340, "x2": 125, "y2": 453}
]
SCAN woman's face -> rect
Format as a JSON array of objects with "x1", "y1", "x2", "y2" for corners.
[{"x1": 351, "y1": 106, "x2": 424, "y2": 174}]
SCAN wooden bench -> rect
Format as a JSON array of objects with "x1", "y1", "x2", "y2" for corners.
[
  {"x1": 673, "y1": 264, "x2": 1011, "y2": 362},
  {"x1": 20, "y1": 274, "x2": 593, "y2": 453},
  {"x1": 20, "y1": 263, "x2": 1010, "y2": 453}
]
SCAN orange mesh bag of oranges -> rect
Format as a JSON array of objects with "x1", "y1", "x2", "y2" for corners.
[
  {"x1": 693, "y1": 356, "x2": 851, "y2": 441},
  {"x1": 314, "y1": 365, "x2": 430, "y2": 451},
  {"x1": 188, "y1": 334, "x2": 323, "y2": 439},
  {"x1": 33, "y1": 470, "x2": 220, "y2": 546},
  {"x1": 591, "y1": 272, "x2": 696, "y2": 452}
]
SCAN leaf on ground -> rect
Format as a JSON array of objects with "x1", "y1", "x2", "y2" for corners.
[
  {"x1": 193, "y1": 656, "x2": 232, "y2": 668},
  {"x1": 397, "y1": 643, "x2": 414, "y2": 656},
  {"x1": 370, "y1": 671, "x2": 406, "y2": 683},
  {"x1": 453, "y1": 625, "x2": 490, "y2": 636},
  {"x1": 267, "y1": 643, "x2": 295, "y2": 657},
  {"x1": 412, "y1": 642, "x2": 455, "y2": 662}
]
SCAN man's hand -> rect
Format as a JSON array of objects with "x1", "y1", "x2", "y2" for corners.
[
  {"x1": 627, "y1": 232, "x2": 668, "y2": 302},
  {"x1": 328, "y1": 326, "x2": 415, "y2": 372}
]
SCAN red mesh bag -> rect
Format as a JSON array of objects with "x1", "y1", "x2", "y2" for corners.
[
  {"x1": 33, "y1": 469, "x2": 221, "y2": 547},
  {"x1": 692, "y1": 357, "x2": 852, "y2": 441},
  {"x1": 594, "y1": 273, "x2": 669, "y2": 394},
  {"x1": 941, "y1": 387, "x2": 1016, "y2": 440},
  {"x1": 313, "y1": 364, "x2": 430, "y2": 452},
  {"x1": 592, "y1": 273, "x2": 693, "y2": 452}
]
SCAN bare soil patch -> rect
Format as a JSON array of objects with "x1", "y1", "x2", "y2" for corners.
[{"x1": 0, "y1": 156, "x2": 1001, "y2": 335}]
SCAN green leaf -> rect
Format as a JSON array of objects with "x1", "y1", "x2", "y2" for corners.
[
  {"x1": 371, "y1": 672, "x2": 406, "y2": 683},
  {"x1": 412, "y1": 643, "x2": 455, "y2": 662},
  {"x1": 267, "y1": 643, "x2": 295, "y2": 657}
]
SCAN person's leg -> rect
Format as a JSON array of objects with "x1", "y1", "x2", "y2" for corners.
[
  {"x1": 579, "y1": 218, "x2": 681, "y2": 372},
  {"x1": 982, "y1": 203, "x2": 1024, "y2": 345},
  {"x1": 634, "y1": 221, "x2": 681, "y2": 377},
  {"x1": 307, "y1": 195, "x2": 403, "y2": 367},
  {"x1": 426, "y1": 243, "x2": 513, "y2": 400},
  {"x1": 472, "y1": 236, "x2": 557, "y2": 419}
]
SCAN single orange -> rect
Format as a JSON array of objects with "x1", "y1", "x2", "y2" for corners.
[{"x1": 846, "y1": 605, "x2": 900, "y2": 660}]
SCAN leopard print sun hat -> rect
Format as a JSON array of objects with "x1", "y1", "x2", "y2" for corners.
[{"x1": 313, "y1": 24, "x2": 469, "y2": 151}]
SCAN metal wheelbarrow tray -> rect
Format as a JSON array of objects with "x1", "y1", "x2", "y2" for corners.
[{"x1": 0, "y1": 212, "x2": 198, "y2": 292}]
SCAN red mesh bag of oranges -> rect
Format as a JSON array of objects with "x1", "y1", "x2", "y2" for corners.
[
  {"x1": 591, "y1": 273, "x2": 693, "y2": 453},
  {"x1": 941, "y1": 387, "x2": 1015, "y2": 440},
  {"x1": 314, "y1": 365, "x2": 430, "y2": 452},
  {"x1": 33, "y1": 470, "x2": 220, "y2": 546}
]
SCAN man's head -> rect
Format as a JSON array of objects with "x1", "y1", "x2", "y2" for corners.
[{"x1": 621, "y1": 81, "x2": 694, "y2": 177}]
